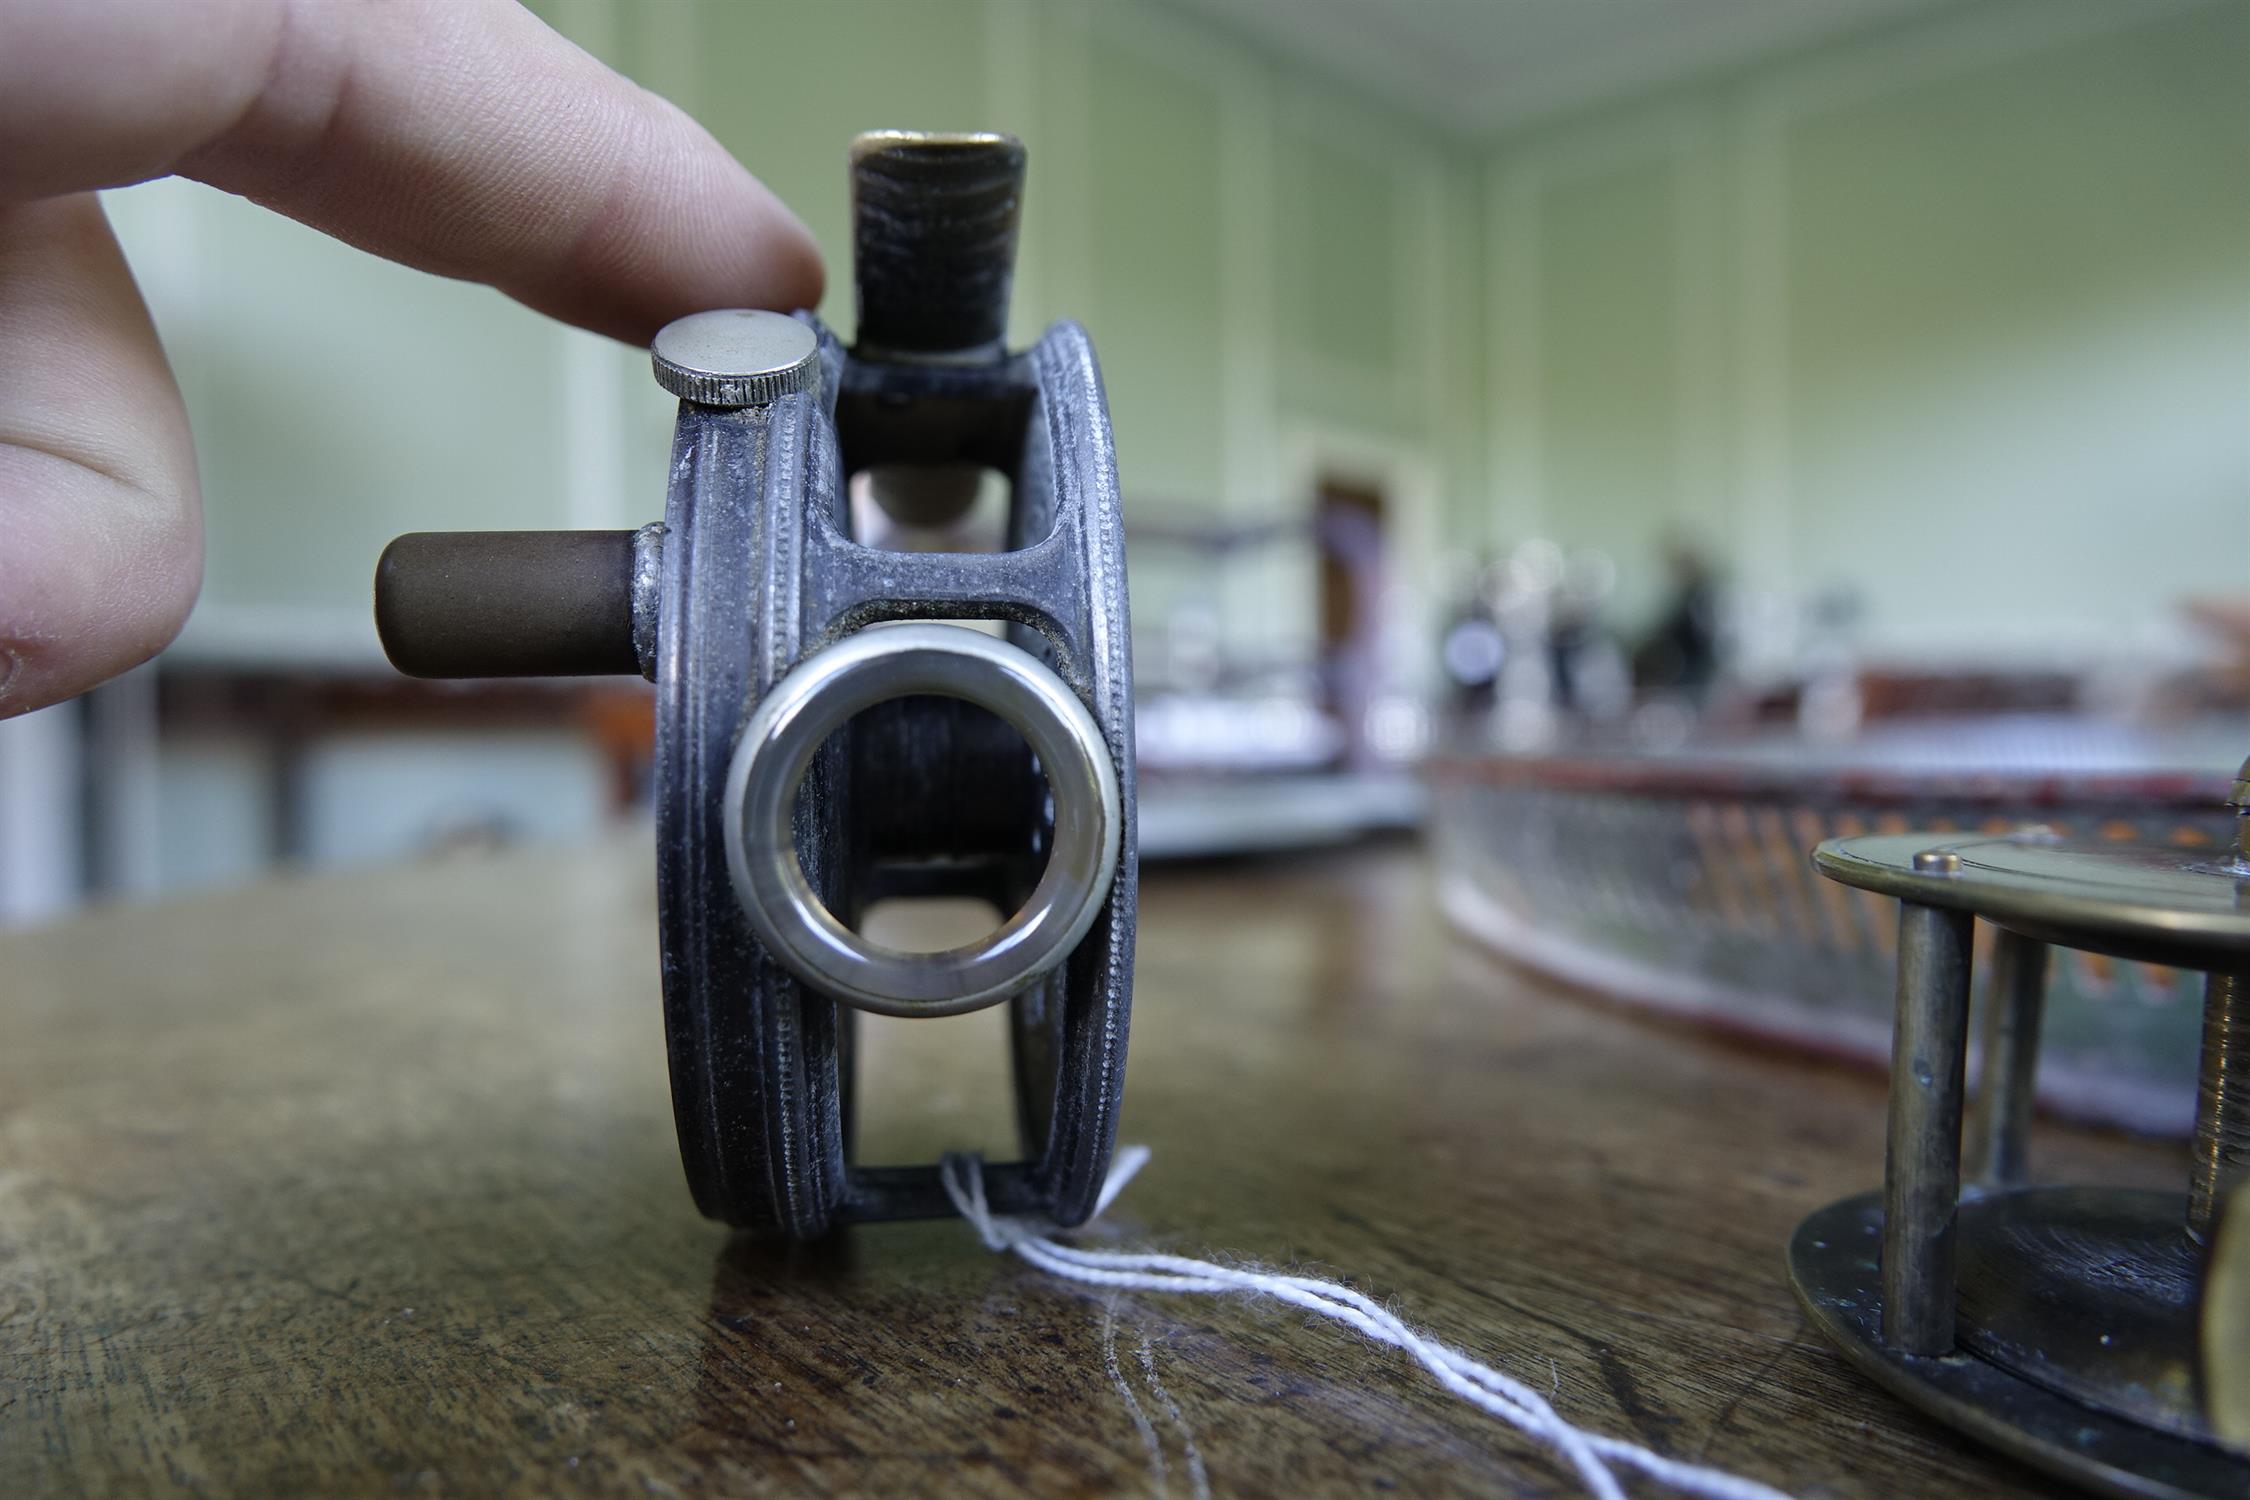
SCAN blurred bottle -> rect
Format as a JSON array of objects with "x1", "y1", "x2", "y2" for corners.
[
  {"x1": 1438, "y1": 549, "x2": 1505, "y2": 718},
  {"x1": 1796, "y1": 584, "x2": 1866, "y2": 742},
  {"x1": 1492, "y1": 540, "x2": 1562, "y2": 751},
  {"x1": 1630, "y1": 539, "x2": 1723, "y2": 706}
]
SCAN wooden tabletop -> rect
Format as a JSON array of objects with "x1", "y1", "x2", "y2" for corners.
[{"x1": 1, "y1": 835, "x2": 2177, "y2": 1497}]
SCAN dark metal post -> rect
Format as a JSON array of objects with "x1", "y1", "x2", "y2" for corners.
[
  {"x1": 2190, "y1": 971, "x2": 2249, "y2": 1241},
  {"x1": 1965, "y1": 929, "x2": 2048, "y2": 1190},
  {"x1": 1883, "y1": 896, "x2": 1976, "y2": 1355},
  {"x1": 2193, "y1": 761, "x2": 2250, "y2": 1241}
]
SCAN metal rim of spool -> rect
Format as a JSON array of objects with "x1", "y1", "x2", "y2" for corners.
[
  {"x1": 722, "y1": 624, "x2": 1121, "y2": 1018},
  {"x1": 1788, "y1": 1192, "x2": 2244, "y2": 1500},
  {"x1": 654, "y1": 367, "x2": 844, "y2": 1237},
  {"x1": 1812, "y1": 832, "x2": 2250, "y2": 971},
  {"x1": 1794, "y1": 826, "x2": 2250, "y2": 1498}
]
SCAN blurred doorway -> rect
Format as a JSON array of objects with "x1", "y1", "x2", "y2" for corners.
[{"x1": 1317, "y1": 474, "x2": 1387, "y2": 769}]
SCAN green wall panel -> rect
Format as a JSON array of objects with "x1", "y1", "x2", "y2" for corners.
[
  {"x1": 1083, "y1": 35, "x2": 1227, "y2": 512},
  {"x1": 1539, "y1": 159, "x2": 1680, "y2": 628},
  {"x1": 1277, "y1": 137, "x2": 1400, "y2": 374},
  {"x1": 1787, "y1": 3, "x2": 2250, "y2": 647}
]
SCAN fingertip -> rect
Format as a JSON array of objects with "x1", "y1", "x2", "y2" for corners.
[
  {"x1": 167, "y1": 0, "x2": 833, "y2": 349},
  {"x1": 0, "y1": 474, "x2": 203, "y2": 720},
  {"x1": 503, "y1": 93, "x2": 830, "y2": 346},
  {"x1": 638, "y1": 95, "x2": 828, "y2": 331},
  {"x1": 768, "y1": 207, "x2": 826, "y2": 316},
  {"x1": 0, "y1": 193, "x2": 203, "y2": 720}
]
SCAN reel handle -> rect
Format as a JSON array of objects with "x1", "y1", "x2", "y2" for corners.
[
  {"x1": 850, "y1": 131, "x2": 1025, "y2": 362},
  {"x1": 374, "y1": 527, "x2": 659, "y2": 680}
]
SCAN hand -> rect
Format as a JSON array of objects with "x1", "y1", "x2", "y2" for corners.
[{"x1": 0, "y1": 0, "x2": 824, "y2": 718}]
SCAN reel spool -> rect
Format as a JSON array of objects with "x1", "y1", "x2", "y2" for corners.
[
  {"x1": 1791, "y1": 757, "x2": 2250, "y2": 1497},
  {"x1": 372, "y1": 132, "x2": 1137, "y2": 1237}
]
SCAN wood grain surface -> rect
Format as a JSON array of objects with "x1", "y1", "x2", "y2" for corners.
[{"x1": 0, "y1": 834, "x2": 2178, "y2": 1497}]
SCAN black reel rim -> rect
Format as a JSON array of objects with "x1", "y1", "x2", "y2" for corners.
[{"x1": 656, "y1": 318, "x2": 1135, "y2": 1235}]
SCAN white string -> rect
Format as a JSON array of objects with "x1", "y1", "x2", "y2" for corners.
[{"x1": 940, "y1": 1148, "x2": 1793, "y2": 1500}]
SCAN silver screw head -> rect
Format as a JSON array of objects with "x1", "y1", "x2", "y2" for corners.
[
  {"x1": 1913, "y1": 848, "x2": 1963, "y2": 875},
  {"x1": 651, "y1": 309, "x2": 820, "y2": 407}
]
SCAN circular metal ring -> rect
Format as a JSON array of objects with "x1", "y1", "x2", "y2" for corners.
[{"x1": 723, "y1": 624, "x2": 1121, "y2": 1017}]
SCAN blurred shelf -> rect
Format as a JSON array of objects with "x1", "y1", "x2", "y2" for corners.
[{"x1": 1140, "y1": 771, "x2": 1424, "y2": 860}]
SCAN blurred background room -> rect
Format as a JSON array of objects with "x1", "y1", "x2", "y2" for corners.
[{"x1": 2, "y1": 0, "x2": 2244, "y2": 1123}]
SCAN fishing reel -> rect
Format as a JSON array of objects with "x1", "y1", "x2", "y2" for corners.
[
  {"x1": 1793, "y1": 763, "x2": 2250, "y2": 1497},
  {"x1": 372, "y1": 132, "x2": 1137, "y2": 1236}
]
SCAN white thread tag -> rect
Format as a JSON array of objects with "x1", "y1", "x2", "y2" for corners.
[{"x1": 940, "y1": 1149, "x2": 1794, "y2": 1500}]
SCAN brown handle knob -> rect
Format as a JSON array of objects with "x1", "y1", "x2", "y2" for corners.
[
  {"x1": 850, "y1": 131, "x2": 1025, "y2": 361},
  {"x1": 374, "y1": 530, "x2": 644, "y2": 679}
]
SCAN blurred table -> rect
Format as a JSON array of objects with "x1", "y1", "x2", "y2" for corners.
[{"x1": 0, "y1": 837, "x2": 2175, "y2": 1496}]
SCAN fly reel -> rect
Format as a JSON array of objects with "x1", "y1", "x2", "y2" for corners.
[
  {"x1": 372, "y1": 132, "x2": 1137, "y2": 1236},
  {"x1": 1792, "y1": 757, "x2": 2250, "y2": 1497}
]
